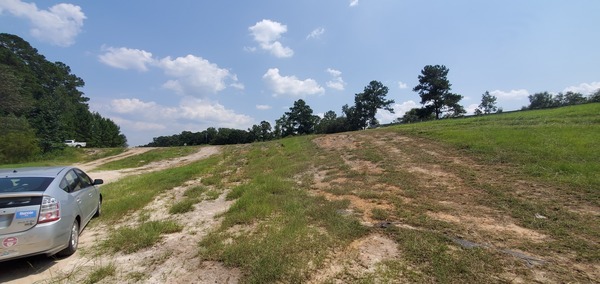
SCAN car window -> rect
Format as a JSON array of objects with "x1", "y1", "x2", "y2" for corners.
[
  {"x1": 60, "y1": 170, "x2": 82, "y2": 193},
  {"x1": 74, "y1": 169, "x2": 93, "y2": 188},
  {"x1": 0, "y1": 177, "x2": 53, "y2": 193}
]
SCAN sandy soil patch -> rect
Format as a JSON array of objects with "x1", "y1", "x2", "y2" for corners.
[{"x1": 1, "y1": 146, "x2": 231, "y2": 284}]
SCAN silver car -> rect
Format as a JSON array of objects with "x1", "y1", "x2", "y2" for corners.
[{"x1": 0, "y1": 166, "x2": 103, "y2": 261}]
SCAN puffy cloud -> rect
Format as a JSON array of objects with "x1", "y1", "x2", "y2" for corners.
[
  {"x1": 110, "y1": 116, "x2": 166, "y2": 131},
  {"x1": 349, "y1": 0, "x2": 359, "y2": 7},
  {"x1": 110, "y1": 98, "x2": 178, "y2": 118},
  {"x1": 106, "y1": 97, "x2": 253, "y2": 144},
  {"x1": 398, "y1": 81, "x2": 408, "y2": 89},
  {"x1": 256, "y1": 105, "x2": 272, "y2": 110},
  {"x1": 98, "y1": 46, "x2": 154, "y2": 72},
  {"x1": 376, "y1": 100, "x2": 419, "y2": 123},
  {"x1": 490, "y1": 89, "x2": 530, "y2": 99},
  {"x1": 263, "y1": 68, "x2": 324, "y2": 97},
  {"x1": 178, "y1": 97, "x2": 253, "y2": 127},
  {"x1": 0, "y1": 0, "x2": 85, "y2": 46},
  {"x1": 248, "y1": 19, "x2": 294, "y2": 58},
  {"x1": 563, "y1": 82, "x2": 600, "y2": 94},
  {"x1": 466, "y1": 103, "x2": 479, "y2": 115},
  {"x1": 98, "y1": 48, "x2": 239, "y2": 96},
  {"x1": 326, "y1": 68, "x2": 346, "y2": 91},
  {"x1": 158, "y1": 55, "x2": 237, "y2": 95},
  {"x1": 307, "y1": 27, "x2": 325, "y2": 39}
]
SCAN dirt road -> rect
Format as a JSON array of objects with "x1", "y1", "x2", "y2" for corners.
[{"x1": 0, "y1": 146, "x2": 237, "y2": 284}]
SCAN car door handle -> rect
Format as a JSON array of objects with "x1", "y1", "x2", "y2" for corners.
[{"x1": 76, "y1": 198, "x2": 82, "y2": 203}]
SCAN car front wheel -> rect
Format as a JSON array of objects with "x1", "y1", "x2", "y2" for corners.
[{"x1": 57, "y1": 220, "x2": 79, "y2": 257}]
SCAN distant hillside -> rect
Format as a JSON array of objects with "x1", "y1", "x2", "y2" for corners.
[{"x1": 0, "y1": 33, "x2": 127, "y2": 163}]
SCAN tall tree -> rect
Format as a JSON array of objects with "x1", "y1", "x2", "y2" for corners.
[
  {"x1": 589, "y1": 89, "x2": 600, "y2": 103},
  {"x1": 475, "y1": 91, "x2": 498, "y2": 115},
  {"x1": 283, "y1": 99, "x2": 319, "y2": 136},
  {"x1": 344, "y1": 80, "x2": 394, "y2": 130},
  {"x1": 413, "y1": 65, "x2": 465, "y2": 119},
  {"x1": 528, "y1": 92, "x2": 555, "y2": 110},
  {"x1": 0, "y1": 33, "x2": 127, "y2": 149}
]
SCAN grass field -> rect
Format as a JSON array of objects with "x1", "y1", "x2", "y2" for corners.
[
  {"x1": 10, "y1": 104, "x2": 597, "y2": 283},
  {"x1": 394, "y1": 103, "x2": 600, "y2": 203}
]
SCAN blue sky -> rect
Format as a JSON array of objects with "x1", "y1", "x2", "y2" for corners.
[{"x1": 2, "y1": 0, "x2": 599, "y2": 146}]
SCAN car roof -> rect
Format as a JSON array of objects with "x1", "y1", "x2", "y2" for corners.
[{"x1": 0, "y1": 166, "x2": 72, "y2": 178}]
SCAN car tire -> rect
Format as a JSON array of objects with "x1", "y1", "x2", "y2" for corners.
[
  {"x1": 93, "y1": 198, "x2": 101, "y2": 218},
  {"x1": 57, "y1": 220, "x2": 79, "y2": 257}
]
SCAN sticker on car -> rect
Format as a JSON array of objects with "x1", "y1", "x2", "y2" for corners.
[
  {"x1": 16, "y1": 210, "x2": 37, "y2": 219},
  {"x1": 2, "y1": 237, "x2": 18, "y2": 248}
]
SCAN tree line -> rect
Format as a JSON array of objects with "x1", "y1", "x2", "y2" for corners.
[
  {"x1": 147, "y1": 63, "x2": 600, "y2": 147},
  {"x1": 147, "y1": 65, "x2": 465, "y2": 147},
  {"x1": 0, "y1": 33, "x2": 127, "y2": 163}
]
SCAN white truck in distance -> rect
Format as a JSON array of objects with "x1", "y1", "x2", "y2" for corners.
[{"x1": 64, "y1": 140, "x2": 86, "y2": 148}]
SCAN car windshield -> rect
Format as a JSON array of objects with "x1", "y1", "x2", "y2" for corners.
[{"x1": 0, "y1": 177, "x2": 53, "y2": 193}]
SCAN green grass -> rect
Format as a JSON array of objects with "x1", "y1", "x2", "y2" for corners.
[
  {"x1": 169, "y1": 199, "x2": 197, "y2": 214},
  {"x1": 84, "y1": 263, "x2": 116, "y2": 284},
  {"x1": 94, "y1": 146, "x2": 199, "y2": 170},
  {"x1": 100, "y1": 220, "x2": 182, "y2": 254},
  {"x1": 100, "y1": 151, "x2": 221, "y2": 221},
  {"x1": 17, "y1": 104, "x2": 595, "y2": 283},
  {"x1": 0, "y1": 147, "x2": 127, "y2": 168},
  {"x1": 199, "y1": 138, "x2": 367, "y2": 283},
  {"x1": 393, "y1": 104, "x2": 600, "y2": 202}
]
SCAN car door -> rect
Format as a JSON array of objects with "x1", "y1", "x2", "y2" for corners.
[
  {"x1": 61, "y1": 170, "x2": 89, "y2": 222},
  {"x1": 73, "y1": 169, "x2": 99, "y2": 224}
]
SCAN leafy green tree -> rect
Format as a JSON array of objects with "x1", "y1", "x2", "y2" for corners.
[
  {"x1": 475, "y1": 91, "x2": 498, "y2": 115},
  {"x1": 589, "y1": 89, "x2": 600, "y2": 103},
  {"x1": 316, "y1": 110, "x2": 348, "y2": 134},
  {"x1": 0, "y1": 64, "x2": 33, "y2": 116},
  {"x1": 0, "y1": 115, "x2": 40, "y2": 163},
  {"x1": 344, "y1": 81, "x2": 394, "y2": 130},
  {"x1": 413, "y1": 65, "x2": 465, "y2": 119},
  {"x1": 281, "y1": 99, "x2": 319, "y2": 136},
  {"x1": 249, "y1": 121, "x2": 272, "y2": 142},
  {"x1": 528, "y1": 92, "x2": 555, "y2": 110},
  {"x1": 258, "y1": 121, "x2": 273, "y2": 141},
  {"x1": 399, "y1": 107, "x2": 435, "y2": 123},
  {"x1": 562, "y1": 91, "x2": 586, "y2": 106},
  {"x1": 0, "y1": 33, "x2": 128, "y2": 150}
]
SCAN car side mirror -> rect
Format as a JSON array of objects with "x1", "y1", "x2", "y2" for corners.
[{"x1": 93, "y1": 179, "x2": 104, "y2": 185}]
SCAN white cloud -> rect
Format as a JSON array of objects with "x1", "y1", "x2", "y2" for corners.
[
  {"x1": 230, "y1": 82, "x2": 245, "y2": 90},
  {"x1": 110, "y1": 116, "x2": 166, "y2": 131},
  {"x1": 490, "y1": 89, "x2": 530, "y2": 99},
  {"x1": 98, "y1": 46, "x2": 154, "y2": 72},
  {"x1": 349, "y1": 0, "x2": 359, "y2": 7},
  {"x1": 376, "y1": 100, "x2": 419, "y2": 123},
  {"x1": 563, "y1": 82, "x2": 600, "y2": 94},
  {"x1": 398, "y1": 81, "x2": 408, "y2": 89},
  {"x1": 326, "y1": 68, "x2": 346, "y2": 91},
  {"x1": 106, "y1": 97, "x2": 254, "y2": 145},
  {"x1": 489, "y1": 89, "x2": 530, "y2": 111},
  {"x1": 256, "y1": 104, "x2": 272, "y2": 110},
  {"x1": 178, "y1": 97, "x2": 253, "y2": 127},
  {"x1": 110, "y1": 98, "x2": 178, "y2": 118},
  {"x1": 263, "y1": 68, "x2": 324, "y2": 97},
  {"x1": 307, "y1": 27, "x2": 325, "y2": 39},
  {"x1": 466, "y1": 103, "x2": 479, "y2": 115},
  {"x1": 158, "y1": 55, "x2": 237, "y2": 96},
  {"x1": 248, "y1": 19, "x2": 294, "y2": 58},
  {"x1": 0, "y1": 0, "x2": 85, "y2": 46}
]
